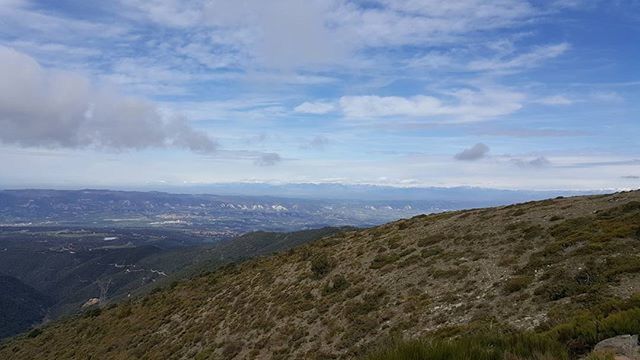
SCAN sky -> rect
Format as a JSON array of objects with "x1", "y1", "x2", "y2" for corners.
[{"x1": 0, "y1": 0, "x2": 638, "y2": 191}]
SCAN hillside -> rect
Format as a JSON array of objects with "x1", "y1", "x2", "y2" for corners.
[
  {"x1": 124, "y1": 227, "x2": 353, "y2": 299},
  {"x1": 0, "y1": 226, "x2": 345, "y2": 339},
  {"x1": 0, "y1": 276, "x2": 51, "y2": 339},
  {"x1": 2, "y1": 191, "x2": 640, "y2": 359}
]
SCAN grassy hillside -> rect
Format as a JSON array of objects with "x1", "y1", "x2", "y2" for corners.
[
  {"x1": 126, "y1": 227, "x2": 353, "y2": 298},
  {"x1": 0, "y1": 226, "x2": 346, "y2": 339},
  {"x1": 1, "y1": 191, "x2": 639, "y2": 359}
]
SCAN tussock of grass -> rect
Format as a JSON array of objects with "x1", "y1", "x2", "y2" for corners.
[
  {"x1": 584, "y1": 351, "x2": 615, "y2": 360},
  {"x1": 365, "y1": 332, "x2": 567, "y2": 360}
]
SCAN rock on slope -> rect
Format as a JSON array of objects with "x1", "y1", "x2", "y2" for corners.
[{"x1": 1, "y1": 191, "x2": 640, "y2": 359}]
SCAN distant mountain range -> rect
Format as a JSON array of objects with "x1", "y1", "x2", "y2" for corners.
[
  {"x1": 0, "y1": 187, "x2": 601, "y2": 232},
  {"x1": 121, "y1": 182, "x2": 602, "y2": 202},
  {"x1": 0, "y1": 188, "x2": 577, "y2": 233}
]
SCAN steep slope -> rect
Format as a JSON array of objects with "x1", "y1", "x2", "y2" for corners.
[
  {"x1": 2, "y1": 191, "x2": 640, "y2": 359},
  {"x1": 125, "y1": 227, "x2": 352, "y2": 298},
  {"x1": 0, "y1": 276, "x2": 51, "y2": 339},
  {"x1": 0, "y1": 227, "x2": 346, "y2": 340},
  {"x1": 181, "y1": 226, "x2": 356, "y2": 273}
]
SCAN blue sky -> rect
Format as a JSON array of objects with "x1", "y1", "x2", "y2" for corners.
[{"x1": 0, "y1": 0, "x2": 638, "y2": 190}]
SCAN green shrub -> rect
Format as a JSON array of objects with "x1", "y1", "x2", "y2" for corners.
[
  {"x1": 512, "y1": 208, "x2": 527, "y2": 217},
  {"x1": 323, "y1": 275, "x2": 349, "y2": 295},
  {"x1": 399, "y1": 254, "x2": 421, "y2": 268},
  {"x1": 545, "y1": 300, "x2": 640, "y2": 356},
  {"x1": 431, "y1": 266, "x2": 469, "y2": 280},
  {"x1": 26, "y1": 328, "x2": 42, "y2": 338},
  {"x1": 596, "y1": 201, "x2": 640, "y2": 219},
  {"x1": 83, "y1": 307, "x2": 102, "y2": 318},
  {"x1": 602, "y1": 256, "x2": 640, "y2": 279},
  {"x1": 417, "y1": 234, "x2": 444, "y2": 247},
  {"x1": 522, "y1": 225, "x2": 544, "y2": 240},
  {"x1": 344, "y1": 290, "x2": 387, "y2": 318},
  {"x1": 365, "y1": 332, "x2": 568, "y2": 360},
  {"x1": 310, "y1": 254, "x2": 332, "y2": 278},
  {"x1": 420, "y1": 246, "x2": 443, "y2": 259},
  {"x1": 370, "y1": 253, "x2": 401, "y2": 269},
  {"x1": 503, "y1": 275, "x2": 533, "y2": 294},
  {"x1": 397, "y1": 222, "x2": 409, "y2": 230},
  {"x1": 116, "y1": 304, "x2": 133, "y2": 319}
]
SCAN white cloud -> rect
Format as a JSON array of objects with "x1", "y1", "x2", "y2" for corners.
[
  {"x1": 7, "y1": 40, "x2": 101, "y2": 60},
  {"x1": 163, "y1": 98, "x2": 288, "y2": 122},
  {"x1": 339, "y1": 88, "x2": 524, "y2": 122},
  {"x1": 1, "y1": 1, "x2": 128, "y2": 40},
  {"x1": 122, "y1": 0, "x2": 346, "y2": 69},
  {"x1": 335, "y1": 0, "x2": 536, "y2": 48},
  {"x1": 0, "y1": 46, "x2": 216, "y2": 153},
  {"x1": 590, "y1": 91, "x2": 624, "y2": 103},
  {"x1": 469, "y1": 43, "x2": 569, "y2": 72},
  {"x1": 406, "y1": 51, "x2": 458, "y2": 70},
  {"x1": 538, "y1": 95, "x2": 574, "y2": 105},
  {"x1": 340, "y1": 95, "x2": 442, "y2": 118},
  {"x1": 118, "y1": 0, "x2": 543, "y2": 70},
  {"x1": 294, "y1": 101, "x2": 337, "y2": 114}
]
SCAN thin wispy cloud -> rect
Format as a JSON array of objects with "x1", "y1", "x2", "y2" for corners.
[
  {"x1": 294, "y1": 102, "x2": 336, "y2": 115},
  {"x1": 254, "y1": 153, "x2": 282, "y2": 166},
  {"x1": 511, "y1": 156, "x2": 551, "y2": 168},
  {"x1": 339, "y1": 88, "x2": 524, "y2": 122},
  {"x1": 305, "y1": 136, "x2": 330, "y2": 150},
  {"x1": 469, "y1": 43, "x2": 569, "y2": 72},
  {"x1": 537, "y1": 95, "x2": 574, "y2": 106}
]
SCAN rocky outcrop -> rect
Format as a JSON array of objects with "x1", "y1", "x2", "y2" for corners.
[{"x1": 592, "y1": 335, "x2": 640, "y2": 360}]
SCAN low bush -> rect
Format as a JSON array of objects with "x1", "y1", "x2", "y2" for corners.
[
  {"x1": 511, "y1": 208, "x2": 527, "y2": 217},
  {"x1": 323, "y1": 275, "x2": 350, "y2": 295},
  {"x1": 417, "y1": 234, "x2": 445, "y2": 247},
  {"x1": 26, "y1": 328, "x2": 42, "y2": 338},
  {"x1": 370, "y1": 253, "x2": 401, "y2": 269},
  {"x1": 503, "y1": 275, "x2": 533, "y2": 294},
  {"x1": 310, "y1": 253, "x2": 333, "y2": 278},
  {"x1": 420, "y1": 246, "x2": 443, "y2": 259},
  {"x1": 365, "y1": 331, "x2": 568, "y2": 360},
  {"x1": 83, "y1": 307, "x2": 102, "y2": 318}
]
